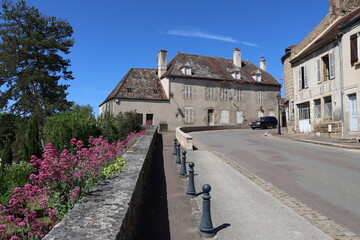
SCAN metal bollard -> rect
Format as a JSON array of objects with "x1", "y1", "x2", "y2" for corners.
[
  {"x1": 175, "y1": 143, "x2": 181, "y2": 164},
  {"x1": 199, "y1": 184, "x2": 215, "y2": 238},
  {"x1": 186, "y1": 162, "x2": 196, "y2": 197},
  {"x1": 179, "y1": 150, "x2": 187, "y2": 176},
  {"x1": 173, "y1": 138, "x2": 177, "y2": 155}
]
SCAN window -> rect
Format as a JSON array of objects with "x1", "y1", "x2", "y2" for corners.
[
  {"x1": 206, "y1": 87, "x2": 215, "y2": 100},
  {"x1": 184, "y1": 85, "x2": 193, "y2": 99},
  {"x1": 235, "y1": 89, "x2": 244, "y2": 102},
  {"x1": 314, "y1": 99, "x2": 321, "y2": 118},
  {"x1": 298, "y1": 65, "x2": 308, "y2": 90},
  {"x1": 184, "y1": 107, "x2": 194, "y2": 123},
  {"x1": 321, "y1": 52, "x2": 335, "y2": 81},
  {"x1": 298, "y1": 102, "x2": 310, "y2": 120},
  {"x1": 350, "y1": 33, "x2": 359, "y2": 65},
  {"x1": 127, "y1": 88, "x2": 133, "y2": 93},
  {"x1": 324, "y1": 96, "x2": 332, "y2": 118},
  {"x1": 220, "y1": 110, "x2": 229, "y2": 124},
  {"x1": 316, "y1": 59, "x2": 322, "y2": 83},
  {"x1": 220, "y1": 88, "x2": 230, "y2": 101},
  {"x1": 256, "y1": 91, "x2": 264, "y2": 103},
  {"x1": 153, "y1": 89, "x2": 159, "y2": 94},
  {"x1": 136, "y1": 113, "x2": 143, "y2": 125}
]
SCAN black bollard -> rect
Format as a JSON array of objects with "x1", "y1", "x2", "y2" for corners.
[
  {"x1": 199, "y1": 184, "x2": 215, "y2": 238},
  {"x1": 179, "y1": 150, "x2": 187, "y2": 176},
  {"x1": 175, "y1": 143, "x2": 181, "y2": 164},
  {"x1": 186, "y1": 162, "x2": 196, "y2": 197},
  {"x1": 173, "y1": 138, "x2": 177, "y2": 155}
]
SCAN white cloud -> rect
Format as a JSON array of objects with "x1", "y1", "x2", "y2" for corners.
[{"x1": 165, "y1": 27, "x2": 259, "y2": 47}]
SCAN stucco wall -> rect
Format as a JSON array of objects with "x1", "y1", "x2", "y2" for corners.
[{"x1": 101, "y1": 77, "x2": 280, "y2": 131}]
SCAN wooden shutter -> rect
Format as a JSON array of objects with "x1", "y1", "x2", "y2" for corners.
[
  {"x1": 350, "y1": 34, "x2": 358, "y2": 65},
  {"x1": 304, "y1": 66, "x2": 308, "y2": 88},
  {"x1": 298, "y1": 68, "x2": 302, "y2": 90},
  {"x1": 316, "y1": 59, "x2": 321, "y2": 83},
  {"x1": 329, "y1": 52, "x2": 335, "y2": 79}
]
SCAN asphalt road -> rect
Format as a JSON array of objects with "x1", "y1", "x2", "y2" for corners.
[{"x1": 190, "y1": 129, "x2": 360, "y2": 235}]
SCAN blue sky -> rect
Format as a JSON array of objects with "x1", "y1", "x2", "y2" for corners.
[{"x1": 25, "y1": 0, "x2": 329, "y2": 116}]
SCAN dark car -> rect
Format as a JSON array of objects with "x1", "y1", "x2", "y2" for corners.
[{"x1": 250, "y1": 116, "x2": 278, "y2": 129}]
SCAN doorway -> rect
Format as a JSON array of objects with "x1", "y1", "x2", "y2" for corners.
[
  {"x1": 349, "y1": 94, "x2": 358, "y2": 131},
  {"x1": 146, "y1": 114, "x2": 153, "y2": 125},
  {"x1": 207, "y1": 109, "x2": 214, "y2": 126}
]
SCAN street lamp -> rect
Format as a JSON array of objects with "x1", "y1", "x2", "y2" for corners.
[{"x1": 276, "y1": 93, "x2": 281, "y2": 135}]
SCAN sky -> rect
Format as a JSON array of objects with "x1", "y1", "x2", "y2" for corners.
[{"x1": 24, "y1": 0, "x2": 329, "y2": 116}]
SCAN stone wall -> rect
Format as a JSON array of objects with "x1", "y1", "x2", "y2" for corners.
[{"x1": 43, "y1": 126, "x2": 158, "y2": 240}]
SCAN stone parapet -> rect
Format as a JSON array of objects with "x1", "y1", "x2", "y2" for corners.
[{"x1": 43, "y1": 126, "x2": 158, "y2": 240}]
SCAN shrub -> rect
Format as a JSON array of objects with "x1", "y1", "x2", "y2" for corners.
[
  {"x1": 43, "y1": 105, "x2": 101, "y2": 151},
  {"x1": 0, "y1": 161, "x2": 33, "y2": 206},
  {"x1": 97, "y1": 111, "x2": 141, "y2": 143}
]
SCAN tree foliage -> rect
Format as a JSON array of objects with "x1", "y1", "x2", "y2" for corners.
[
  {"x1": 23, "y1": 114, "x2": 42, "y2": 161},
  {"x1": 97, "y1": 111, "x2": 141, "y2": 143},
  {"x1": 0, "y1": 112, "x2": 16, "y2": 150},
  {"x1": 44, "y1": 104, "x2": 101, "y2": 151},
  {"x1": 0, "y1": 0, "x2": 74, "y2": 117},
  {"x1": 1, "y1": 137, "x2": 13, "y2": 172}
]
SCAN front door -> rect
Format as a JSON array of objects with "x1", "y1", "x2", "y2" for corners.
[
  {"x1": 298, "y1": 102, "x2": 311, "y2": 133},
  {"x1": 208, "y1": 109, "x2": 214, "y2": 126},
  {"x1": 349, "y1": 94, "x2": 358, "y2": 131},
  {"x1": 236, "y1": 110, "x2": 244, "y2": 124}
]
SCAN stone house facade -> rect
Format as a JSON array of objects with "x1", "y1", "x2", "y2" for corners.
[
  {"x1": 100, "y1": 49, "x2": 281, "y2": 131},
  {"x1": 282, "y1": 0, "x2": 360, "y2": 137}
]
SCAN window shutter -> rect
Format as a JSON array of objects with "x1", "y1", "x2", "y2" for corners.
[
  {"x1": 304, "y1": 66, "x2": 308, "y2": 88},
  {"x1": 329, "y1": 52, "x2": 335, "y2": 79},
  {"x1": 298, "y1": 68, "x2": 302, "y2": 90},
  {"x1": 350, "y1": 34, "x2": 358, "y2": 65},
  {"x1": 317, "y1": 59, "x2": 321, "y2": 83}
]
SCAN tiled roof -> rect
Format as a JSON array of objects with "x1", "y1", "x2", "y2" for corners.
[
  {"x1": 291, "y1": 7, "x2": 360, "y2": 63},
  {"x1": 101, "y1": 68, "x2": 168, "y2": 105},
  {"x1": 162, "y1": 53, "x2": 280, "y2": 86}
]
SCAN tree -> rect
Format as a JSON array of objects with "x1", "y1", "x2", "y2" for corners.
[
  {"x1": 0, "y1": 137, "x2": 13, "y2": 172},
  {"x1": 23, "y1": 114, "x2": 42, "y2": 161},
  {"x1": 44, "y1": 104, "x2": 101, "y2": 151},
  {"x1": 0, "y1": 0, "x2": 74, "y2": 118},
  {"x1": 0, "y1": 112, "x2": 16, "y2": 150}
]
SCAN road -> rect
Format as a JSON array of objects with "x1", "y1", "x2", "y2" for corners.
[{"x1": 190, "y1": 129, "x2": 360, "y2": 235}]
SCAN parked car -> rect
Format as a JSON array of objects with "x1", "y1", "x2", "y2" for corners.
[{"x1": 250, "y1": 116, "x2": 278, "y2": 129}]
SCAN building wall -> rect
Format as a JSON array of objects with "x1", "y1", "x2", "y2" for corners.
[
  {"x1": 341, "y1": 23, "x2": 360, "y2": 137},
  {"x1": 283, "y1": 54, "x2": 295, "y2": 131},
  {"x1": 292, "y1": 42, "x2": 343, "y2": 135},
  {"x1": 101, "y1": 78, "x2": 280, "y2": 131}
]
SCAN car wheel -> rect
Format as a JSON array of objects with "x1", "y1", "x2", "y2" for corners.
[{"x1": 251, "y1": 127, "x2": 255, "y2": 130}]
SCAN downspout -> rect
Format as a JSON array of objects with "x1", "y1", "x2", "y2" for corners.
[{"x1": 336, "y1": 33, "x2": 345, "y2": 139}]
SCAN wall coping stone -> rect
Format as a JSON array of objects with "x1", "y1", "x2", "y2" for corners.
[{"x1": 43, "y1": 126, "x2": 157, "y2": 240}]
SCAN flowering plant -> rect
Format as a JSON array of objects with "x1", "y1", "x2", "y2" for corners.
[{"x1": 0, "y1": 123, "x2": 149, "y2": 239}]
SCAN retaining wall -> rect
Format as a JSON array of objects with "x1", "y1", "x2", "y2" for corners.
[{"x1": 43, "y1": 126, "x2": 158, "y2": 240}]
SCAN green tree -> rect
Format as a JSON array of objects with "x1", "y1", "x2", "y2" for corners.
[
  {"x1": 23, "y1": 115, "x2": 42, "y2": 161},
  {"x1": 0, "y1": 112, "x2": 16, "y2": 149},
  {"x1": 1, "y1": 137, "x2": 13, "y2": 172},
  {"x1": 0, "y1": 0, "x2": 74, "y2": 118},
  {"x1": 97, "y1": 111, "x2": 141, "y2": 143},
  {"x1": 44, "y1": 104, "x2": 101, "y2": 151}
]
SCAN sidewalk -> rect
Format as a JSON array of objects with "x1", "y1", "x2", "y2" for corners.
[
  {"x1": 162, "y1": 131, "x2": 331, "y2": 240},
  {"x1": 267, "y1": 129, "x2": 360, "y2": 150}
]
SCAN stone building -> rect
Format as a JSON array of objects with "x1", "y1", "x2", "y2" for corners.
[
  {"x1": 282, "y1": 0, "x2": 360, "y2": 137},
  {"x1": 100, "y1": 49, "x2": 281, "y2": 131}
]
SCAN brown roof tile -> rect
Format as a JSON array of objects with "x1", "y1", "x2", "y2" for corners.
[
  {"x1": 101, "y1": 68, "x2": 168, "y2": 105},
  {"x1": 162, "y1": 53, "x2": 280, "y2": 86}
]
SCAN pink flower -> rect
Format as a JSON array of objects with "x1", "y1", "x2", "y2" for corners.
[
  {"x1": 18, "y1": 221, "x2": 26, "y2": 227},
  {"x1": 10, "y1": 236, "x2": 20, "y2": 240},
  {"x1": 0, "y1": 224, "x2": 6, "y2": 232}
]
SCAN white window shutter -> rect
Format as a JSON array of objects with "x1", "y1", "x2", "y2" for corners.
[
  {"x1": 317, "y1": 59, "x2": 321, "y2": 83},
  {"x1": 329, "y1": 52, "x2": 335, "y2": 79},
  {"x1": 298, "y1": 68, "x2": 302, "y2": 90}
]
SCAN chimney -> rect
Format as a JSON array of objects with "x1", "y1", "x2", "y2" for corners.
[
  {"x1": 233, "y1": 48, "x2": 241, "y2": 68},
  {"x1": 260, "y1": 56, "x2": 266, "y2": 71},
  {"x1": 157, "y1": 49, "x2": 167, "y2": 78}
]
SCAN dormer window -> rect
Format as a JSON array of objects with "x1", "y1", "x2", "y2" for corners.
[
  {"x1": 153, "y1": 89, "x2": 159, "y2": 94},
  {"x1": 181, "y1": 62, "x2": 192, "y2": 76},
  {"x1": 127, "y1": 88, "x2": 133, "y2": 93},
  {"x1": 252, "y1": 69, "x2": 262, "y2": 82},
  {"x1": 231, "y1": 67, "x2": 241, "y2": 80}
]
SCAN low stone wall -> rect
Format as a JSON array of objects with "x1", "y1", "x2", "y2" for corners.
[
  {"x1": 176, "y1": 125, "x2": 246, "y2": 150},
  {"x1": 43, "y1": 126, "x2": 158, "y2": 240}
]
